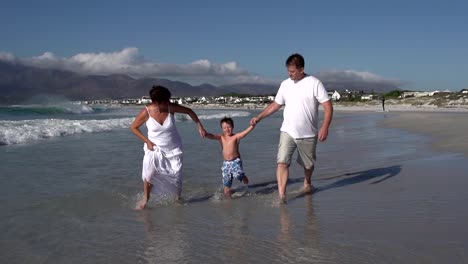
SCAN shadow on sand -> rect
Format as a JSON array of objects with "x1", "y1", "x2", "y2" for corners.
[{"x1": 183, "y1": 165, "x2": 402, "y2": 204}]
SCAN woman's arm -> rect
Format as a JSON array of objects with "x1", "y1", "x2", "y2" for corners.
[
  {"x1": 170, "y1": 103, "x2": 207, "y2": 137},
  {"x1": 130, "y1": 108, "x2": 156, "y2": 150}
]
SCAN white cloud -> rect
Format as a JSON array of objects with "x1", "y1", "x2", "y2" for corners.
[
  {"x1": 0, "y1": 48, "x2": 403, "y2": 90},
  {"x1": 316, "y1": 70, "x2": 403, "y2": 91},
  {"x1": 0, "y1": 47, "x2": 274, "y2": 85},
  {"x1": 0, "y1": 52, "x2": 17, "y2": 62}
]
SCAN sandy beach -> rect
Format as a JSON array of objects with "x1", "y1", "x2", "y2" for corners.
[
  {"x1": 2, "y1": 105, "x2": 468, "y2": 263},
  {"x1": 381, "y1": 112, "x2": 468, "y2": 157}
]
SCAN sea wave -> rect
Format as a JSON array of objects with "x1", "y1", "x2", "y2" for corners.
[
  {"x1": 0, "y1": 104, "x2": 95, "y2": 115},
  {"x1": 0, "y1": 118, "x2": 133, "y2": 145},
  {"x1": 195, "y1": 111, "x2": 251, "y2": 120}
]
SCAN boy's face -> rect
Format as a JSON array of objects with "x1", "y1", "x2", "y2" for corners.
[{"x1": 221, "y1": 122, "x2": 233, "y2": 136}]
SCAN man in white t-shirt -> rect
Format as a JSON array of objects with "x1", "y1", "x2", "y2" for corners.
[{"x1": 250, "y1": 53, "x2": 333, "y2": 203}]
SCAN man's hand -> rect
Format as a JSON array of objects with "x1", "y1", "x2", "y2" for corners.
[
  {"x1": 250, "y1": 117, "x2": 260, "y2": 126},
  {"x1": 318, "y1": 127, "x2": 329, "y2": 141}
]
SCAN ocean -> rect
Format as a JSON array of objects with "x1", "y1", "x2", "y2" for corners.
[{"x1": 1, "y1": 102, "x2": 468, "y2": 263}]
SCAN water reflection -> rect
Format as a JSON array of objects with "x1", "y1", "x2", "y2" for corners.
[
  {"x1": 275, "y1": 195, "x2": 326, "y2": 263},
  {"x1": 138, "y1": 208, "x2": 189, "y2": 263}
]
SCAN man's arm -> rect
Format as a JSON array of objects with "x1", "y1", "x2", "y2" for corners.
[
  {"x1": 250, "y1": 101, "x2": 282, "y2": 125},
  {"x1": 318, "y1": 100, "x2": 333, "y2": 141}
]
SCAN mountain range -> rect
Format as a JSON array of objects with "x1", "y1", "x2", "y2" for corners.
[
  {"x1": 0, "y1": 61, "x2": 397, "y2": 104},
  {"x1": 0, "y1": 61, "x2": 279, "y2": 104}
]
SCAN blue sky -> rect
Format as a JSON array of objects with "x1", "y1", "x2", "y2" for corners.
[{"x1": 1, "y1": 0, "x2": 467, "y2": 91}]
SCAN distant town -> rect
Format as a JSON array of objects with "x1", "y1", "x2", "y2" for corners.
[{"x1": 76, "y1": 89, "x2": 468, "y2": 107}]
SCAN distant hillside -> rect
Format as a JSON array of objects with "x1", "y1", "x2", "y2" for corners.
[
  {"x1": 0, "y1": 61, "x2": 398, "y2": 104},
  {"x1": 0, "y1": 62, "x2": 277, "y2": 104}
]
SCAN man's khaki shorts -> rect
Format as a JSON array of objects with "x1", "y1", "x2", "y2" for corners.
[{"x1": 277, "y1": 132, "x2": 317, "y2": 169}]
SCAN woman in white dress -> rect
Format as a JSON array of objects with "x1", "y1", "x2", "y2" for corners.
[{"x1": 131, "y1": 85, "x2": 207, "y2": 209}]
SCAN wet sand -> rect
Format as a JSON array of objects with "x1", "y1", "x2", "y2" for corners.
[{"x1": 382, "y1": 112, "x2": 468, "y2": 157}]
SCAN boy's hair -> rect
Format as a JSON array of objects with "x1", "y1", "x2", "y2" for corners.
[
  {"x1": 149, "y1": 85, "x2": 171, "y2": 103},
  {"x1": 220, "y1": 117, "x2": 234, "y2": 127},
  {"x1": 285, "y1": 53, "x2": 305, "y2": 69}
]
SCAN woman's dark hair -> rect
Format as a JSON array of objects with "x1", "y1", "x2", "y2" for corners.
[
  {"x1": 220, "y1": 117, "x2": 234, "y2": 127},
  {"x1": 285, "y1": 53, "x2": 305, "y2": 69},
  {"x1": 149, "y1": 85, "x2": 171, "y2": 103}
]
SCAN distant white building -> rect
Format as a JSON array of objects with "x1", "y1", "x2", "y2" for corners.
[
  {"x1": 401, "y1": 91, "x2": 431, "y2": 98},
  {"x1": 331, "y1": 90, "x2": 341, "y2": 101},
  {"x1": 138, "y1": 96, "x2": 152, "y2": 104},
  {"x1": 361, "y1": 94, "x2": 374, "y2": 100}
]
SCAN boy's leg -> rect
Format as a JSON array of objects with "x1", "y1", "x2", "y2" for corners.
[
  {"x1": 222, "y1": 160, "x2": 234, "y2": 198},
  {"x1": 233, "y1": 159, "x2": 249, "y2": 185},
  {"x1": 138, "y1": 179, "x2": 153, "y2": 209},
  {"x1": 224, "y1": 186, "x2": 232, "y2": 198},
  {"x1": 242, "y1": 175, "x2": 249, "y2": 184}
]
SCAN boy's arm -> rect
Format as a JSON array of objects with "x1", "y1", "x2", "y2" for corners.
[
  {"x1": 236, "y1": 124, "x2": 255, "y2": 139},
  {"x1": 205, "y1": 132, "x2": 222, "y2": 141}
]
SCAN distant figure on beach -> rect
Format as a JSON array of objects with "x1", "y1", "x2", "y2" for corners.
[
  {"x1": 205, "y1": 117, "x2": 255, "y2": 198},
  {"x1": 131, "y1": 85, "x2": 207, "y2": 209},
  {"x1": 381, "y1": 96, "x2": 386, "y2": 111},
  {"x1": 250, "y1": 53, "x2": 333, "y2": 203}
]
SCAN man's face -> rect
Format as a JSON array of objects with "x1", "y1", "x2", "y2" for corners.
[{"x1": 287, "y1": 65, "x2": 305, "y2": 81}]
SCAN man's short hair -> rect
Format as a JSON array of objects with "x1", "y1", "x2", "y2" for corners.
[{"x1": 285, "y1": 53, "x2": 305, "y2": 69}]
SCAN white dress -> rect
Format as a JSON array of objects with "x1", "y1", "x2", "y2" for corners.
[{"x1": 141, "y1": 107, "x2": 183, "y2": 197}]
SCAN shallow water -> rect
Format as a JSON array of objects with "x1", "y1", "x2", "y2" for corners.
[{"x1": 1, "y1": 107, "x2": 468, "y2": 263}]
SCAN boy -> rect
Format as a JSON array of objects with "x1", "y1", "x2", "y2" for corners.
[{"x1": 206, "y1": 117, "x2": 255, "y2": 198}]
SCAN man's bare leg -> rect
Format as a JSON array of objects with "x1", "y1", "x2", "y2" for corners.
[
  {"x1": 137, "y1": 179, "x2": 153, "y2": 209},
  {"x1": 303, "y1": 167, "x2": 315, "y2": 193},
  {"x1": 277, "y1": 163, "x2": 289, "y2": 203}
]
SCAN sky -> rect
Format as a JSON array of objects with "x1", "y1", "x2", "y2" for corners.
[{"x1": 1, "y1": 0, "x2": 467, "y2": 91}]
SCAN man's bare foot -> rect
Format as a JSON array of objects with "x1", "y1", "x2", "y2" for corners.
[
  {"x1": 279, "y1": 195, "x2": 287, "y2": 204},
  {"x1": 242, "y1": 175, "x2": 249, "y2": 185},
  {"x1": 303, "y1": 185, "x2": 317, "y2": 194},
  {"x1": 136, "y1": 199, "x2": 148, "y2": 210}
]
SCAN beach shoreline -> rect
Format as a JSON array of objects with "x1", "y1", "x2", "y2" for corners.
[{"x1": 381, "y1": 112, "x2": 468, "y2": 157}]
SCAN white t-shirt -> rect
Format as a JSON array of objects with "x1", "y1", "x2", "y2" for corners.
[{"x1": 274, "y1": 75, "x2": 330, "y2": 139}]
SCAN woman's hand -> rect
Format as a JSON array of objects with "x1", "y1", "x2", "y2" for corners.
[
  {"x1": 198, "y1": 125, "x2": 207, "y2": 138},
  {"x1": 146, "y1": 140, "x2": 156, "y2": 151}
]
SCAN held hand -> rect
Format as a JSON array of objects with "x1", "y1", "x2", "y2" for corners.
[
  {"x1": 318, "y1": 127, "x2": 329, "y2": 141},
  {"x1": 199, "y1": 126, "x2": 207, "y2": 138},
  {"x1": 250, "y1": 117, "x2": 260, "y2": 126}
]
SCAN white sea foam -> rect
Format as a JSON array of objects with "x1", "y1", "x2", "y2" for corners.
[
  {"x1": 196, "y1": 111, "x2": 251, "y2": 120},
  {"x1": 0, "y1": 118, "x2": 134, "y2": 145},
  {"x1": 0, "y1": 110, "x2": 251, "y2": 145}
]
